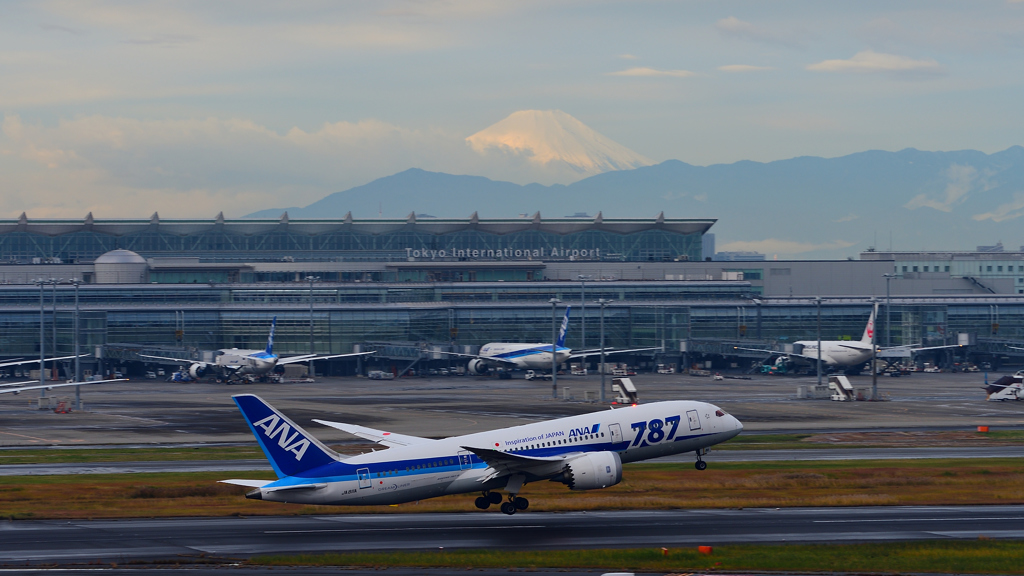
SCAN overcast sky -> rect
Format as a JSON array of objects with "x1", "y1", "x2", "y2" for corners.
[{"x1": 2, "y1": 0, "x2": 1023, "y2": 220}]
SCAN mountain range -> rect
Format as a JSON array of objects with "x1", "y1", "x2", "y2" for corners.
[{"x1": 246, "y1": 145, "x2": 1024, "y2": 259}]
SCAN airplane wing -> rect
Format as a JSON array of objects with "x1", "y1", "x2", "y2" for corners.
[
  {"x1": 461, "y1": 446, "x2": 567, "y2": 482},
  {"x1": 431, "y1": 352, "x2": 519, "y2": 366},
  {"x1": 139, "y1": 354, "x2": 196, "y2": 365},
  {"x1": 0, "y1": 378, "x2": 128, "y2": 395},
  {"x1": 837, "y1": 344, "x2": 873, "y2": 351},
  {"x1": 277, "y1": 351, "x2": 375, "y2": 365},
  {"x1": 312, "y1": 419, "x2": 435, "y2": 448},
  {"x1": 732, "y1": 347, "x2": 821, "y2": 361},
  {"x1": 0, "y1": 355, "x2": 83, "y2": 368},
  {"x1": 568, "y1": 346, "x2": 661, "y2": 359}
]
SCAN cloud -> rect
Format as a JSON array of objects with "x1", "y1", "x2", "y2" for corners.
[
  {"x1": 718, "y1": 64, "x2": 774, "y2": 73},
  {"x1": 607, "y1": 67, "x2": 694, "y2": 78},
  {"x1": 834, "y1": 213, "x2": 859, "y2": 223},
  {"x1": 904, "y1": 164, "x2": 987, "y2": 212},
  {"x1": 0, "y1": 112, "x2": 607, "y2": 218},
  {"x1": 972, "y1": 193, "x2": 1024, "y2": 222},
  {"x1": 719, "y1": 238, "x2": 856, "y2": 255},
  {"x1": 806, "y1": 50, "x2": 942, "y2": 74},
  {"x1": 716, "y1": 16, "x2": 805, "y2": 48}
]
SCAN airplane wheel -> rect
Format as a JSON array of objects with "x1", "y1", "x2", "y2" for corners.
[
  {"x1": 487, "y1": 491, "x2": 503, "y2": 504},
  {"x1": 695, "y1": 460, "x2": 707, "y2": 471},
  {"x1": 500, "y1": 502, "x2": 517, "y2": 515},
  {"x1": 474, "y1": 497, "x2": 490, "y2": 510},
  {"x1": 514, "y1": 497, "x2": 529, "y2": 510}
]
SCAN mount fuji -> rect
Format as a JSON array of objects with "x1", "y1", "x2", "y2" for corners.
[{"x1": 465, "y1": 110, "x2": 653, "y2": 176}]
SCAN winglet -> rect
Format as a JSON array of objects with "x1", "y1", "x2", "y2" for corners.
[
  {"x1": 265, "y1": 316, "x2": 276, "y2": 355},
  {"x1": 556, "y1": 305, "x2": 571, "y2": 348},
  {"x1": 233, "y1": 394, "x2": 339, "y2": 478}
]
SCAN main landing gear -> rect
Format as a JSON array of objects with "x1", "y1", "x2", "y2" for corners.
[{"x1": 474, "y1": 491, "x2": 529, "y2": 515}]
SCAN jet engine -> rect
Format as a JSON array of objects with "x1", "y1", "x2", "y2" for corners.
[
  {"x1": 560, "y1": 451, "x2": 622, "y2": 491},
  {"x1": 467, "y1": 359, "x2": 490, "y2": 375},
  {"x1": 189, "y1": 363, "x2": 208, "y2": 379}
]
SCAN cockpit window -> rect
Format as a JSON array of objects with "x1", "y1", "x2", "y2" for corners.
[{"x1": 715, "y1": 409, "x2": 726, "y2": 417}]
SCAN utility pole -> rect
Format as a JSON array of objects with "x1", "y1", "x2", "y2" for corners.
[{"x1": 550, "y1": 297, "x2": 561, "y2": 399}]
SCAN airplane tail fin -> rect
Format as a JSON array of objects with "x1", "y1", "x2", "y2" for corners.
[
  {"x1": 265, "y1": 316, "x2": 276, "y2": 355},
  {"x1": 861, "y1": 303, "x2": 877, "y2": 344},
  {"x1": 233, "y1": 394, "x2": 339, "y2": 478},
  {"x1": 557, "y1": 305, "x2": 571, "y2": 348}
]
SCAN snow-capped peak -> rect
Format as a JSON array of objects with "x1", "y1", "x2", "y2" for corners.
[{"x1": 466, "y1": 110, "x2": 653, "y2": 175}]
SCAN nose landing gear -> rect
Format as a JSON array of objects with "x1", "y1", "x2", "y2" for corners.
[{"x1": 695, "y1": 453, "x2": 708, "y2": 471}]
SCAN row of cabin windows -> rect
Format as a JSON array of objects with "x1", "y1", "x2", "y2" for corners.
[{"x1": 508, "y1": 432, "x2": 606, "y2": 452}]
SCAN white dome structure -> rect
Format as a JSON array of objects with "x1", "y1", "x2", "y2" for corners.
[{"x1": 94, "y1": 249, "x2": 148, "y2": 284}]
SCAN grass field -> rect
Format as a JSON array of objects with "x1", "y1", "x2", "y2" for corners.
[
  {"x1": 3, "y1": 458, "x2": 1023, "y2": 520},
  {"x1": 251, "y1": 541, "x2": 1024, "y2": 574}
]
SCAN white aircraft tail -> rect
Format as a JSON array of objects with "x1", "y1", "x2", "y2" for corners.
[{"x1": 860, "y1": 304, "x2": 877, "y2": 344}]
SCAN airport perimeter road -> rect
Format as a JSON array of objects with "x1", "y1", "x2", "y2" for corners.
[
  {"x1": 5, "y1": 446, "x2": 1024, "y2": 476},
  {"x1": 5, "y1": 506, "x2": 1024, "y2": 563}
]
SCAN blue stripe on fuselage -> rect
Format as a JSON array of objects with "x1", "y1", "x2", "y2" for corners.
[
  {"x1": 263, "y1": 431, "x2": 716, "y2": 488},
  {"x1": 490, "y1": 346, "x2": 569, "y2": 361}
]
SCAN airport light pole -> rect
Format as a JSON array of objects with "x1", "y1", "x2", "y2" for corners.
[
  {"x1": 51, "y1": 278, "x2": 60, "y2": 382},
  {"x1": 550, "y1": 297, "x2": 561, "y2": 399},
  {"x1": 578, "y1": 274, "x2": 591, "y2": 351},
  {"x1": 598, "y1": 298, "x2": 612, "y2": 403},
  {"x1": 36, "y1": 279, "x2": 45, "y2": 398},
  {"x1": 870, "y1": 298, "x2": 878, "y2": 401},
  {"x1": 883, "y1": 272, "x2": 895, "y2": 348},
  {"x1": 307, "y1": 276, "x2": 320, "y2": 378},
  {"x1": 71, "y1": 279, "x2": 81, "y2": 409},
  {"x1": 815, "y1": 296, "x2": 822, "y2": 387}
]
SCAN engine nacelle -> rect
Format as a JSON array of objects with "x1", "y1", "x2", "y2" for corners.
[
  {"x1": 562, "y1": 451, "x2": 622, "y2": 491},
  {"x1": 467, "y1": 359, "x2": 490, "y2": 375},
  {"x1": 189, "y1": 363, "x2": 208, "y2": 379}
]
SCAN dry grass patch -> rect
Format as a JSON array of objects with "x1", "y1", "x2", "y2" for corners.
[{"x1": 3, "y1": 458, "x2": 1024, "y2": 520}]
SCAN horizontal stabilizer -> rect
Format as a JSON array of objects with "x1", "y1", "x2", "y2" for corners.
[
  {"x1": 264, "y1": 483, "x2": 327, "y2": 493},
  {"x1": 219, "y1": 479, "x2": 272, "y2": 488},
  {"x1": 313, "y1": 419, "x2": 434, "y2": 448}
]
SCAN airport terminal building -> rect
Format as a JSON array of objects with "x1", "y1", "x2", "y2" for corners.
[{"x1": 2, "y1": 213, "x2": 1024, "y2": 376}]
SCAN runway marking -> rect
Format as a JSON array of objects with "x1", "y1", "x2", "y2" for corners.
[
  {"x1": 0, "y1": 430, "x2": 61, "y2": 442},
  {"x1": 814, "y1": 517, "x2": 1024, "y2": 523},
  {"x1": 265, "y1": 525, "x2": 544, "y2": 534}
]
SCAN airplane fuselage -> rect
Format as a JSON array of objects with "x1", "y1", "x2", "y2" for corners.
[
  {"x1": 216, "y1": 349, "x2": 278, "y2": 376},
  {"x1": 249, "y1": 400, "x2": 742, "y2": 506},
  {"x1": 792, "y1": 341, "x2": 873, "y2": 367},
  {"x1": 479, "y1": 343, "x2": 572, "y2": 370}
]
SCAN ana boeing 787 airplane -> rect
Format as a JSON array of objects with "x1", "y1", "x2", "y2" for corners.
[{"x1": 223, "y1": 394, "x2": 743, "y2": 514}]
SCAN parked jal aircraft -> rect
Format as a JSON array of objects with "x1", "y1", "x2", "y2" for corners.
[
  {"x1": 142, "y1": 317, "x2": 372, "y2": 381},
  {"x1": 738, "y1": 305, "x2": 959, "y2": 371},
  {"x1": 443, "y1": 306, "x2": 658, "y2": 375},
  {"x1": 223, "y1": 394, "x2": 742, "y2": 514}
]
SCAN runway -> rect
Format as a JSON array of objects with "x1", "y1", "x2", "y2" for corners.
[
  {"x1": 4, "y1": 446, "x2": 1023, "y2": 476},
  {"x1": 4, "y1": 506, "x2": 1024, "y2": 563}
]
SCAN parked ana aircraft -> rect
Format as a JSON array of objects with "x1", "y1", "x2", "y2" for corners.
[
  {"x1": 442, "y1": 306, "x2": 658, "y2": 375},
  {"x1": 738, "y1": 305, "x2": 959, "y2": 372},
  {"x1": 142, "y1": 317, "x2": 372, "y2": 381},
  {"x1": 223, "y1": 394, "x2": 742, "y2": 514}
]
